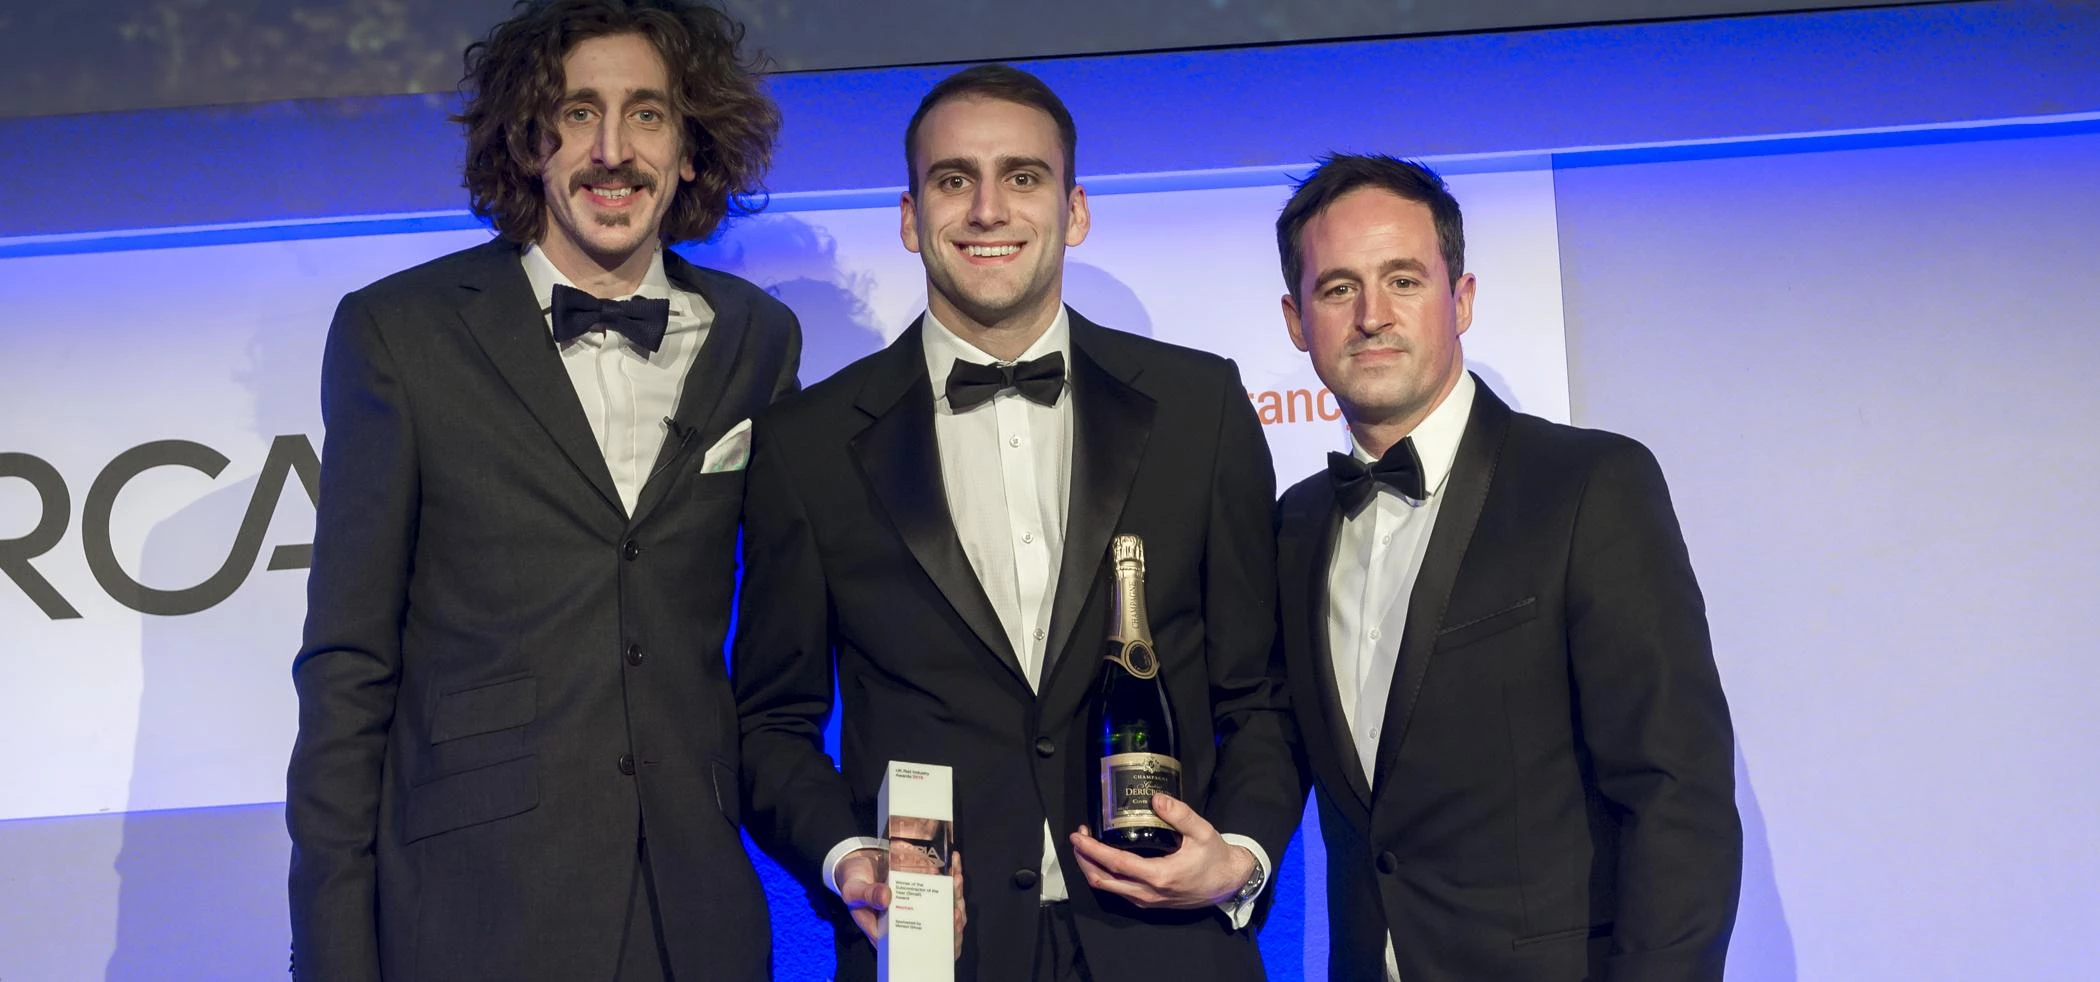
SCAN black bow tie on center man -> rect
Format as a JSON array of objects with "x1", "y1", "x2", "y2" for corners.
[
  {"x1": 550, "y1": 283, "x2": 670, "y2": 354},
  {"x1": 1328, "y1": 438, "x2": 1426, "y2": 515},
  {"x1": 944, "y1": 352, "x2": 1067, "y2": 411}
]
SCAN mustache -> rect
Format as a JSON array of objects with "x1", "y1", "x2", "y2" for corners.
[{"x1": 570, "y1": 165, "x2": 655, "y2": 193}]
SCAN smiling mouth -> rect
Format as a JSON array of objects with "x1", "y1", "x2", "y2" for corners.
[
  {"x1": 959, "y1": 243, "x2": 1021, "y2": 258},
  {"x1": 585, "y1": 185, "x2": 641, "y2": 204}
]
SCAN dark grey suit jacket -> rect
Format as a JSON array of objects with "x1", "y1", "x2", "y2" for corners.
[
  {"x1": 1278, "y1": 379, "x2": 1741, "y2": 982},
  {"x1": 287, "y1": 239, "x2": 800, "y2": 981},
  {"x1": 733, "y1": 312, "x2": 1302, "y2": 982}
]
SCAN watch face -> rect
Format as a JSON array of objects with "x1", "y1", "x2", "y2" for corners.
[{"x1": 1237, "y1": 864, "x2": 1266, "y2": 902}]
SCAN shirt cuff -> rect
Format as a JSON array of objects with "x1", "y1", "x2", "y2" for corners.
[
  {"x1": 822, "y1": 836, "x2": 888, "y2": 896},
  {"x1": 1216, "y1": 833, "x2": 1272, "y2": 930}
]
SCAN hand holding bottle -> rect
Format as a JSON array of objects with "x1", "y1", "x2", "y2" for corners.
[{"x1": 1068, "y1": 794, "x2": 1257, "y2": 909}]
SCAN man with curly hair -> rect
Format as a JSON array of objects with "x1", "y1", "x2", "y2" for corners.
[{"x1": 286, "y1": 2, "x2": 798, "y2": 979}]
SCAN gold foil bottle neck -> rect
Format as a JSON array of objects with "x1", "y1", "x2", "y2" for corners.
[
  {"x1": 1106, "y1": 534, "x2": 1155, "y2": 666},
  {"x1": 1111, "y1": 534, "x2": 1146, "y2": 573}
]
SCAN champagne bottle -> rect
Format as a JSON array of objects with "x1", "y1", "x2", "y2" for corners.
[{"x1": 1090, "y1": 534, "x2": 1182, "y2": 856}]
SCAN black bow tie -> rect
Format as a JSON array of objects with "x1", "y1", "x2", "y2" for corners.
[
  {"x1": 1328, "y1": 439, "x2": 1426, "y2": 515},
  {"x1": 944, "y1": 352, "x2": 1066, "y2": 411},
  {"x1": 550, "y1": 283, "x2": 670, "y2": 354}
]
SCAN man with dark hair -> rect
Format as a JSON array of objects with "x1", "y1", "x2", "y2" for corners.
[
  {"x1": 1272, "y1": 153, "x2": 1741, "y2": 981},
  {"x1": 734, "y1": 63, "x2": 1301, "y2": 981},
  {"x1": 286, "y1": 2, "x2": 797, "y2": 979}
]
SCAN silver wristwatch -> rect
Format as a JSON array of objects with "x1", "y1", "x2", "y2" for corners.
[{"x1": 1230, "y1": 848, "x2": 1267, "y2": 906}]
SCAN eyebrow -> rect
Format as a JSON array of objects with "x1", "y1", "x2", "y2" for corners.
[
  {"x1": 560, "y1": 87, "x2": 671, "y2": 106},
  {"x1": 920, "y1": 155, "x2": 1056, "y2": 181},
  {"x1": 1312, "y1": 256, "x2": 1431, "y2": 291}
]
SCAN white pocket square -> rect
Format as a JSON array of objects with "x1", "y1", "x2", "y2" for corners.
[{"x1": 699, "y1": 418, "x2": 753, "y2": 473}]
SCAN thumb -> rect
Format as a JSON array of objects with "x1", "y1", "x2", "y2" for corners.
[
  {"x1": 1152, "y1": 793, "x2": 1214, "y2": 837},
  {"x1": 843, "y1": 876, "x2": 890, "y2": 912}
]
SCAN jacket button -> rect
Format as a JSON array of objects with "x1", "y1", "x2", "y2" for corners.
[
  {"x1": 1012, "y1": 869, "x2": 1039, "y2": 890},
  {"x1": 622, "y1": 540, "x2": 641, "y2": 560},
  {"x1": 1035, "y1": 737, "x2": 1055, "y2": 757},
  {"x1": 625, "y1": 643, "x2": 644, "y2": 666},
  {"x1": 1376, "y1": 851, "x2": 1399, "y2": 875},
  {"x1": 618, "y1": 754, "x2": 636, "y2": 776}
]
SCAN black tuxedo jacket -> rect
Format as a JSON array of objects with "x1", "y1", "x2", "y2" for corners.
[
  {"x1": 287, "y1": 239, "x2": 800, "y2": 981},
  {"x1": 1277, "y1": 379, "x2": 1740, "y2": 982},
  {"x1": 732, "y1": 311, "x2": 1301, "y2": 982}
]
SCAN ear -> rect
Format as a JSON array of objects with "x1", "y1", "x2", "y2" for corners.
[
  {"x1": 680, "y1": 152, "x2": 697, "y2": 185},
  {"x1": 899, "y1": 191, "x2": 922, "y2": 254},
  {"x1": 1453, "y1": 271, "x2": 1476, "y2": 336},
  {"x1": 1063, "y1": 184, "x2": 1091, "y2": 247},
  {"x1": 1282, "y1": 292, "x2": 1309, "y2": 353}
]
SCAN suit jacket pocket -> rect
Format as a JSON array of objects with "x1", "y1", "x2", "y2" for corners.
[
  {"x1": 1511, "y1": 922, "x2": 1611, "y2": 950},
  {"x1": 688, "y1": 468, "x2": 746, "y2": 502},
  {"x1": 710, "y1": 755, "x2": 741, "y2": 827},
  {"x1": 404, "y1": 754, "x2": 539, "y2": 843},
  {"x1": 1435, "y1": 597, "x2": 1538, "y2": 652},
  {"x1": 430, "y1": 675, "x2": 536, "y2": 743}
]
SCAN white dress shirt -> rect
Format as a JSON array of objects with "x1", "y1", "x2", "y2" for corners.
[
  {"x1": 824, "y1": 309, "x2": 1270, "y2": 928},
  {"x1": 521, "y1": 244, "x2": 714, "y2": 516},
  {"x1": 1325, "y1": 371, "x2": 1474, "y2": 981}
]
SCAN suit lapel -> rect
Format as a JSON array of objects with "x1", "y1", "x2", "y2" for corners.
[
  {"x1": 1036, "y1": 314, "x2": 1155, "y2": 715},
  {"x1": 851, "y1": 322, "x2": 1029, "y2": 688},
  {"x1": 456, "y1": 241, "x2": 624, "y2": 518},
  {"x1": 1371, "y1": 379, "x2": 1512, "y2": 791},
  {"x1": 630, "y1": 255, "x2": 752, "y2": 526},
  {"x1": 1281, "y1": 479, "x2": 1373, "y2": 815}
]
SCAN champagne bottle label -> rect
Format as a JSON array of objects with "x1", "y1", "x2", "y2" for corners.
[{"x1": 1099, "y1": 752, "x2": 1182, "y2": 830}]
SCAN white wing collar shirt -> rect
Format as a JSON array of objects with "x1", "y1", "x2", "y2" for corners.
[
  {"x1": 521, "y1": 243, "x2": 714, "y2": 516},
  {"x1": 1326, "y1": 370, "x2": 1475, "y2": 980}
]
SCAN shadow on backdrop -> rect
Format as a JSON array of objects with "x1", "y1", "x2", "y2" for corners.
[
  {"x1": 681, "y1": 214, "x2": 889, "y2": 389},
  {"x1": 1730, "y1": 747, "x2": 1797, "y2": 981},
  {"x1": 1062, "y1": 261, "x2": 1154, "y2": 340},
  {"x1": 109, "y1": 311, "x2": 319, "y2": 979},
  {"x1": 1468, "y1": 361, "x2": 1523, "y2": 416}
]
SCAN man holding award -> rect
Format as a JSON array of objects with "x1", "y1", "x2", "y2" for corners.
[{"x1": 733, "y1": 64, "x2": 1301, "y2": 981}]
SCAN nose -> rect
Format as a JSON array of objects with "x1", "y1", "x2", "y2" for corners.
[
  {"x1": 592, "y1": 113, "x2": 631, "y2": 167},
  {"x1": 1358, "y1": 287, "x2": 1396, "y2": 336},
  {"x1": 967, "y1": 180, "x2": 1008, "y2": 229}
]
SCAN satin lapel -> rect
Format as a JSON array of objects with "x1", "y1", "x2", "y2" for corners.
[
  {"x1": 851, "y1": 323, "x2": 1029, "y2": 689},
  {"x1": 1037, "y1": 318, "x2": 1155, "y2": 724},
  {"x1": 1371, "y1": 380, "x2": 1512, "y2": 791},
  {"x1": 1283, "y1": 479, "x2": 1372, "y2": 815},
  {"x1": 630, "y1": 257, "x2": 752, "y2": 526},
  {"x1": 456, "y1": 243, "x2": 624, "y2": 518}
]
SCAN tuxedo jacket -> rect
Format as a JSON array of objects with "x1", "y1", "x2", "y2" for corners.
[
  {"x1": 1277, "y1": 379, "x2": 1741, "y2": 982},
  {"x1": 732, "y1": 311, "x2": 1302, "y2": 982},
  {"x1": 287, "y1": 239, "x2": 800, "y2": 981}
]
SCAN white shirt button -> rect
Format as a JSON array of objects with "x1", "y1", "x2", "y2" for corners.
[
  {"x1": 1380, "y1": 533, "x2": 1393, "y2": 546},
  {"x1": 1022, "y1": 531, "x2": 1035, "y2": 544},
  {"x1": 1008, "y1": 435, "x2": 1022, "y2": 448},
  {"x1": 1369, "y1": 628, "x2": 1381, "y2": 641},
  {"x1": 1034, "y1": 628, "x2": 1046, "y2": 641}
]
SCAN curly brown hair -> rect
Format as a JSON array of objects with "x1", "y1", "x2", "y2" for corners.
[{"x1": 455, "y1": 0, "x2": 779, "y2": 245}]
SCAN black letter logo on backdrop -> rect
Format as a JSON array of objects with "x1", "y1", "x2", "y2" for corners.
[{"x1": 1, "y1": 435, "x2": 319, "y2": 619}]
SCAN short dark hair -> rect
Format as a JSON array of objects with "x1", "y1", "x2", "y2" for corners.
[
  {"x1": 1276, "y1": 154, "x2": 1466, "y2": 298},
  {"x1": 903, "y1": 64, "x2": 1077, "y2": 194},
  {"x1": 455, "y1": 0, "x2": 780, "y2": 245}
]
